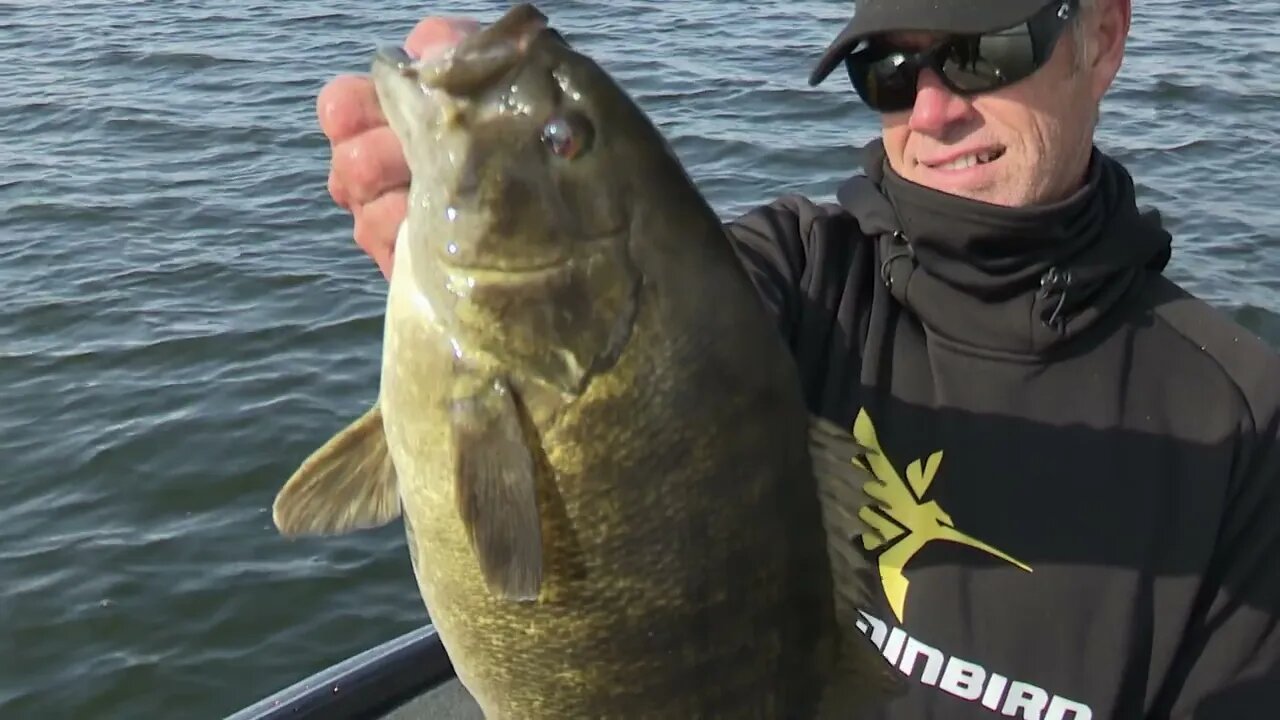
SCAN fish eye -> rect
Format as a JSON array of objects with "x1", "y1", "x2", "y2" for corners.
[{"x1": 541, "y1": 112, "x2": 594, "y2": 160}]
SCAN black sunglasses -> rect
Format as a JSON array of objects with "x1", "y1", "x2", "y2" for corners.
[{"x1": 843, "y1": 0, "x2": 1079, "y2": 113}]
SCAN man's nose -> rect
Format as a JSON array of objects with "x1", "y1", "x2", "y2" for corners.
[{"x1": 907, "y1": 68, "x2": 973, "y2": 134}]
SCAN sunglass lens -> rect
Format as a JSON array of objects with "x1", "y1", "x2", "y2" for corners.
[
  {"x1": 938, "y1": 33, "x2": 1036, "y2": 92},
  {"x1": 845, "y1": 52, "x2": 919, "y2": 112}
]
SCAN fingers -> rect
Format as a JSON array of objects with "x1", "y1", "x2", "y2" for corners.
[
  {"x1": 319, "y1": 15, "x2": 482, "y2": 281},
  {"x1": 315, "y1": 16, "x2": 480, "y2": 147},
  {"x1": 326, "y1": 121, "x2": 407, "y2": 272},
  {"x1": 316, "y1": 74, "x2": 383, "y2": 147},
  {"x1": 331, "y1": 125, "x2": 411, "y2": 208},
  {"x1": 353, "y1": 190, "x2": 407, "y2": 280},
  {"x1": 317, "y1": 74, "x2": 390, "y2": 213},
  {"x1": 326, "y1": 126, "x2": 408, "y2": 213}
]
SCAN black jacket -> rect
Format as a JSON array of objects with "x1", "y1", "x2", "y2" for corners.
[{"x1": 724, "y1": 141, "x2": 1280, "y2": 719}]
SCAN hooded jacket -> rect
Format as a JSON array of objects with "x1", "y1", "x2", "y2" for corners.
[{"x1": 724, "y1": 140, "x2": 1280, "y2": 719}]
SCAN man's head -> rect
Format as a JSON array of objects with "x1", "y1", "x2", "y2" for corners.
[{"x1": 811, "y1": 0, "x2": 1131, "y2": 208}]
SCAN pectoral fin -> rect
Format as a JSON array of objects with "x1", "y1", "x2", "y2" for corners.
[
  {"x1": 273, "y1": 403, "x2": 401, "y2": 537},
  {"x1": 451, "y1": 376, "x2": 543, "y2": 602},
  {"x1": 808, "y1": 415, "x2": 907, "y2": 714}
]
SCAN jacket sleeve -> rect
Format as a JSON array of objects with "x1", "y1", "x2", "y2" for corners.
[
  {"x1": 1157, "y1": 367, "x2": 1280, "y2": 718},
  {"x1": 722, "y1": 194, "x2": 843, "y2": 342}
]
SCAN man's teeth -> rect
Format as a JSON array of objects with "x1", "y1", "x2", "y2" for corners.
[{"x1": 938, "y1": 151, "x2": 1001, "y2": 170}]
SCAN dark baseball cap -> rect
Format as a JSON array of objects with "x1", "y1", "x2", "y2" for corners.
[{"x1": 808, "y1": 0, "x2": 1059, "y2": 86}]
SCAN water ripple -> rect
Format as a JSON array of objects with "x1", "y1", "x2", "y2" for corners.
[{"x1": 0, "y1": 0, "x2": 1276, "y2": 717}]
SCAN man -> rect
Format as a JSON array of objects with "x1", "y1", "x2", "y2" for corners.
[{"x1": 316, "y1": 1, "x2": 1280, "y2": 717}]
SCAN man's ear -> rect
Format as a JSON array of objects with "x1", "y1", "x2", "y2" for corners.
[{"x1": 1088, "y1": 0, "x2": 1132, "y2": 102}]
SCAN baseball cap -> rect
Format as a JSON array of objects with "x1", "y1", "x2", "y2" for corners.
[{"x1": 808, "y1": 0, "x2": 1059, "y2": 86}]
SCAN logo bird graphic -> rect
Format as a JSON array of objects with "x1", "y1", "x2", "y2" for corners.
[{"x1": 850, "y1": 409, "x2": 1033, "y2": 623}]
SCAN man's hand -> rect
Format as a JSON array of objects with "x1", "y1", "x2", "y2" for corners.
[{"x1": 317, "y1": 17, "x2": 480, "y2": 279}]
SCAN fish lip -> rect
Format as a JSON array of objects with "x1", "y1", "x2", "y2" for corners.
[
  {"x1": 441, "y1": 257, "x2": 571, "y2": 277},
  {"x1": 436, "y1": 226, "x2": 629, "y2": 280},
  {"x1": 374, "y1": 45, "x2": 418, "y2": 75},
  {"x1": 439, "y1": 256, "x2": 579, "y2": 302}
]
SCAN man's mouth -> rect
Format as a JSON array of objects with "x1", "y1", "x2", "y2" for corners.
[{"x1": 926, "y1": 148, "x2": 1006, "y2": 171}]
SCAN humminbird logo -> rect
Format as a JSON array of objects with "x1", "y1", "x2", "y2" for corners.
[
  {"x1": 855, "y1": 610, "x2": 1095, "y2": 719},
  {"x1": 847, "y1": 410, "x2": 1092, "y2": 718},
  {"x1": 850, "y1": 408, "x2": 1032, "y2": 622}
]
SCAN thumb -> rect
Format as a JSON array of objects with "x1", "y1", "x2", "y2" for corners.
[{"x1": 405, "y1": 16, "x2": 482, "y2": 59}]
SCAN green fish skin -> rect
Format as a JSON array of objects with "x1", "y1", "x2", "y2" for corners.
[{"x1": 273, "y1": 4, "x2": 904, "y2": 718}]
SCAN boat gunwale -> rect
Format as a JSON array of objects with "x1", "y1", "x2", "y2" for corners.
[{"x1": 224, "y1": 623, "x2": 456, "y2": 720}]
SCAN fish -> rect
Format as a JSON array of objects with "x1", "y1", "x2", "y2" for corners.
[{"x1": 272, "y1": 3, "x2": 903, "y2": 718}]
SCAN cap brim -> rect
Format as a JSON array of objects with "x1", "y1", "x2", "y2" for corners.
[{"x1": 807, "y1": 0, "x2": 1053, "y2": 86}]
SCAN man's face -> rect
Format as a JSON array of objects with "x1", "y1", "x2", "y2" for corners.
[{"x1": 879, "y1": 1, "x2": 1129, "y2": 208}]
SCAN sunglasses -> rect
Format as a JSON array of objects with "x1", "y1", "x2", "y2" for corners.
[{"x1": 843, "y1": 0, "x2": 1078, "y2": 113}]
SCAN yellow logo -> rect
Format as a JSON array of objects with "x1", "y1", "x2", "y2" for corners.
[{"x1": 850, "y1": 409, "x2": 1032, "y2": 623}]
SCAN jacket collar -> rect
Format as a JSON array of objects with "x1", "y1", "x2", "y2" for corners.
[{"x1": 836, "y1": 140, "x2": 1173, "y2": 357}]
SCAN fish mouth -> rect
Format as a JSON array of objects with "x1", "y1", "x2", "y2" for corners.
[
  {"x1": 374, "y1": 5, "x2": 621, "y2": 289},
  {"x1": 438, "y1": 254, "x2": 577, "y2": 310},
  {"x1": 373, "y1": 4, "x2": 551, "y2": 97},
  {"x1": 437, "y1": 227, "x2": 628, "y2": 288},
  {"x1": 373, "y1": 45, "x2": 417, "y2": 73},
  {"x1": 441, "y1": 254, "x2": 571, "y2": 278}
]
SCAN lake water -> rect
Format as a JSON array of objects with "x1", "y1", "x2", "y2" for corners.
[{"x1": 1, "y1": 0, "x2": 1277, "y2": 717}]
